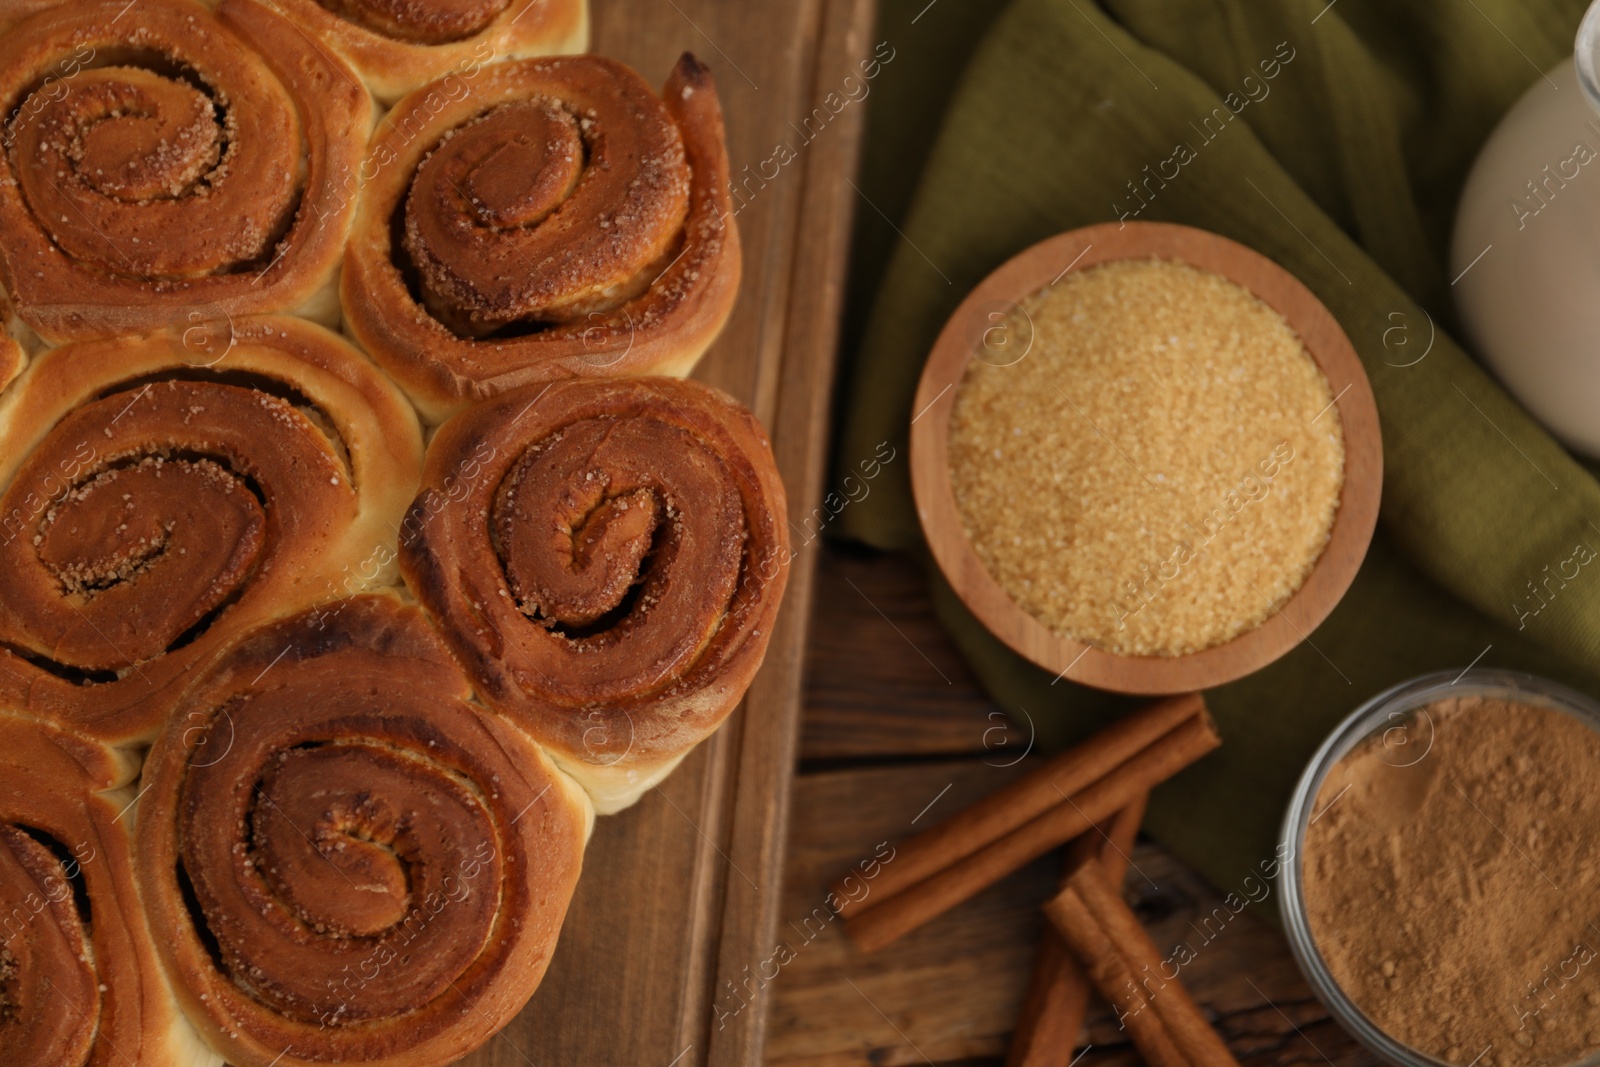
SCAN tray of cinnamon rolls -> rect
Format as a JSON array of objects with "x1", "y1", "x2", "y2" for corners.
[{"x1": 0, "y1": 1, "x2": 803, "y2": 1063}]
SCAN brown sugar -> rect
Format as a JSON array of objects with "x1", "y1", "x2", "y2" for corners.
[
  {"x1": 1304, "y1": 695, "x2": 1600, "y2": 1066},
  {"x1": 946, "y1": 258, "x2": 1344, "y2": 656}
]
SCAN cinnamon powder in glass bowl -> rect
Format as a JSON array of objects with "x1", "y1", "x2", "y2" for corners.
[{"x1": 1282, "y1": 670, "x2": 1600, "y2": 1067}]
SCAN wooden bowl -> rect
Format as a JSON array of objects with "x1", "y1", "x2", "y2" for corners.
[{"x1": 909, "y1": 221, "x2": 1382, "y2": 695}]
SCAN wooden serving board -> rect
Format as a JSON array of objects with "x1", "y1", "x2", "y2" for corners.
[{"x1": 454, "y1": 1, "x2": 876, "y2": 1064}]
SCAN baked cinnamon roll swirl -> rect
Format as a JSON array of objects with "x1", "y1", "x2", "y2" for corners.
[
  {"x1": 0, "y1": 0, "x2": 370, "y2": 343},
  {"x1": 0, "y1": 316, "x2": 421, "y2": 742},
  {"x1": 0, "y1": 715, "x2": 217, "y2": 1067},
  {"x1": 257, "y1": 0, "x2": 587, "y2": 104},
  {"x1": 136, "y1": 594, "x2": 592, "y2": 1067},
  {"x1": 399, "y1": 377, "x2": 789, "y2": 812},
  {"x1": 343, "y1": 53, "x2": 740, "y2": 422}
]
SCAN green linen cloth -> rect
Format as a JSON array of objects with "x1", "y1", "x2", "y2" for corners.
[{"x1": 834, "y1": 0, "x2": 1600, "y2": 897}]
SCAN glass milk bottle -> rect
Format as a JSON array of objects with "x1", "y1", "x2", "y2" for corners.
[{"x1": 1452, "y1": 1, "x2": 1600, "y2": 457}]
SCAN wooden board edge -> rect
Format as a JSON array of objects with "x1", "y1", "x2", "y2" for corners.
[{"x1": 703, "y1": 0, "x2": 880, "y2": 1063}]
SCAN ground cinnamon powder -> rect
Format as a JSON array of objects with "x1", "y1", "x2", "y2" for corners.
[{"x1": 1304, "y1": 695, "x2": 1600, "y2": 1066}]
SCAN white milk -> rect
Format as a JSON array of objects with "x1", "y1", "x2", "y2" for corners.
[{"x1": 1452, "y1": 6, "x2": 1600, "y2": 458}]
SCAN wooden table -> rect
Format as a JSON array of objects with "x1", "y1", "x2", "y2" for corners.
[{"x1": 766, "y1": 545, "x2": 1382, "y2": 1067}]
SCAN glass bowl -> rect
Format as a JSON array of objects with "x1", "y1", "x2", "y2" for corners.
[{"x1": 1278, "y1": 668, "x2": 1600, "y2": 1067}]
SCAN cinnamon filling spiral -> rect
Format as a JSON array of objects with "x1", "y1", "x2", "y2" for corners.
[
  {"x1": 0, "y1": 824, "x2": 96, "y2": 1066},
  {"x1": 29, "y1": 449, "x2": 267, "y2": 675},
  {"x1": 0, "y1": 716, "x2": 199, "y2": 1067},
  {"x1": 343, "y1": 53, "x2": 740, "y2": 420},
  {"x1": 318, "y1": 0, "x2": 511, "y2": 44},
  {"x1": 0, "y1": 376, "x2": 341, "y2": 678},
  {"x1": 10, "y1": 62, "x2": 296, "y2": 278},
  {"x1": 399, "y1": 378, "x2": 789, "y2": 812},
  {"x1": 183, "y1": 714, "x2": 504, "y2": 1025},
  {"x1": 0, "y1": 318, "x2": 422, "y2": 741},
  {"x1": 402, "y1": 84, "x2": 688, "y2": 335},
  {"x1": 489, "y1": 411, "x2": 744, "y2": 696},
  {"x1": 0, "y1": 0, "x2": 369, "y2": 341},
  {"x1": 137, "y1": 595, "x2": 591, "y2": 1067}
]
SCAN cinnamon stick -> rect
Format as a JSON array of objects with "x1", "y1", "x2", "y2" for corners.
[
  {"x1": 1046, "y1": 880, "x2": 1191, "y2": 1067},
  {"x1": 1047, "y1": 860, "x2": 1240, "y2": 1067},
  {"x1": 1007, "y1": 795, "x2": 1147, "y2": 1067},
  {"x1": 833, "y1": 693, "x2": 1203, "y2": 919},
  {"x1": 846, "y1": 710, "x2": 1219, "y2": 951}
]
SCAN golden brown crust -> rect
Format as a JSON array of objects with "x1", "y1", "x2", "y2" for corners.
[
  {"x1": 0, "y1": 315, "x2": 421, "y2": 743},
  {"x1": 398, "y1": 377, "x2": 789, "y2": 812},
  {"x1": 0, "y1": 337, "x2": 19, "y2": 396},
  {"x1": 0, "y1": 714, "x2": 217, "y2": 1067},
  {"x1": 257, "y1": 0, "x2": 587, "y2": 104},
  {"x1": 0, "y1": 0, "x2": 371, "y2": 343},
  {"x1": 343, "y1": 53, "x2": 741, "y2": 423},
  {"x1": 136, "y1": 594, "x2": 592, "y2": 1067},
  {"x1": 0, "y1": 0, "x2": 61, "y2": 30}
]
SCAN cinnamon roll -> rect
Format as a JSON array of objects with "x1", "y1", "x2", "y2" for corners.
[
  {"x1": 398, "y1": 378, "x2": 789, "y2": 812},
  {"x1": 0, "y1": 714, "x2": 218, "y2": 1067},
  {"x1": 136, "y1": 594, "x2": 593, "y2": 1067},
  {"x1": 0, "y1": 316, "x2": 421, "y2": 743},
  {"x1": 343, "y1": 53, "x2": 740, "y2": 422},
  {"x1": 0, "y1": 0, "x2": 371, "y2": 343},
  {"x1": 258, "y1": 0, "x2": 587, "y2": 104}
]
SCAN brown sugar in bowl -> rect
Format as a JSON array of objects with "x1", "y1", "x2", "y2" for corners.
[{"x1": 909, "y1": 221, "x2": 1382, "y2": 695}]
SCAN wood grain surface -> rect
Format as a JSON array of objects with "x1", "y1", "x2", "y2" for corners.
[
  {"x1": 451, "y1": 1, "x2": 875, "y2": 1064},
  {"x1": 771, "y1": 545, "x2": 1380, "y2": 1067},
  {"x1": 908, "y1": 222, "x2": 1383, "y2": 696}
]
